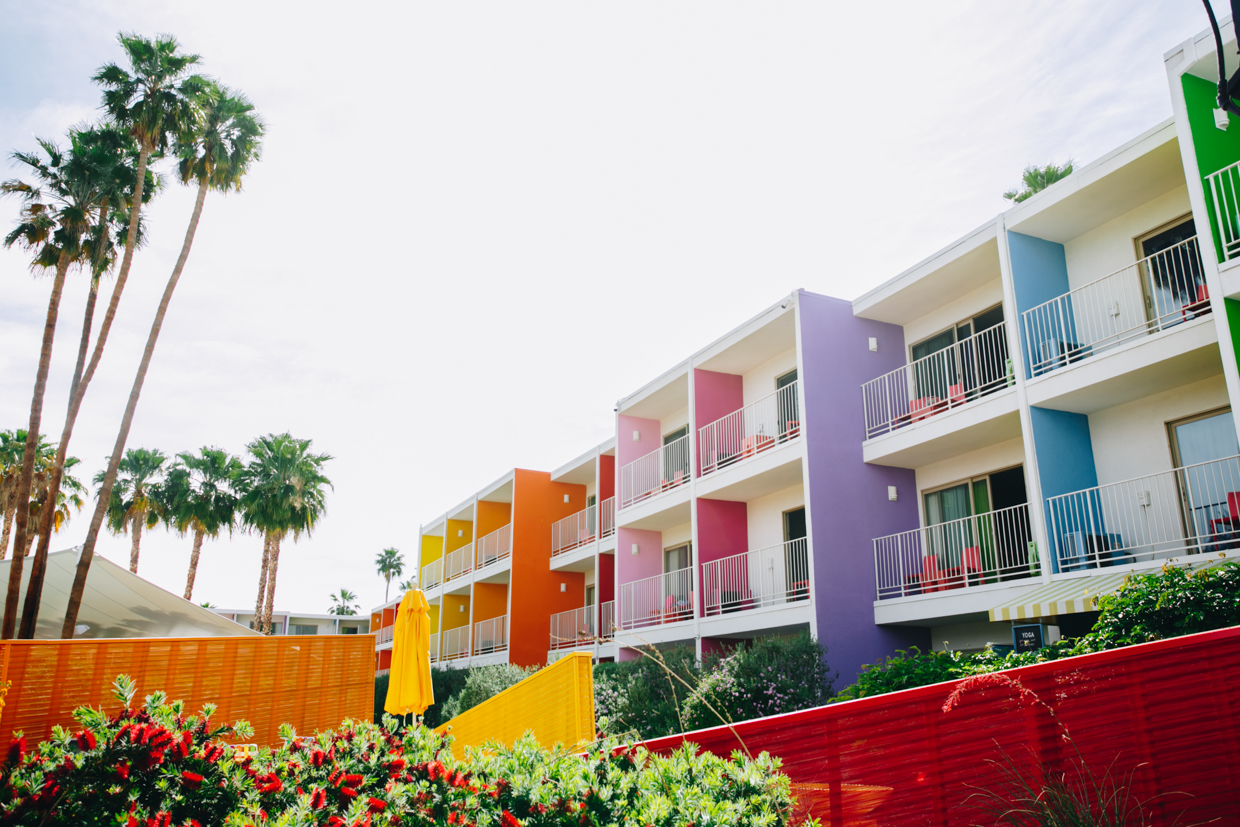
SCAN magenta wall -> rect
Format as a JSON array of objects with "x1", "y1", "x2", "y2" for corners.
[
  {"x1": 695, "y1": 499, "x2": 747, "y2": 564},
  {"x1": 693, "y1": 369, "x2": 743, "y2": 475},
  {"x1": 617, "y1": 415, "x2": 661, "y2": 468}
]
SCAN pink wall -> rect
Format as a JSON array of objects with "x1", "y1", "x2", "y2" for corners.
[
  {"x1": 693, "y1": 369, "x2": 743, "y2": 476},
  {"x1": 617, "y1": 415, "x2": 661, "y2": 468},
  {"x1": 695, "y1": 499, "x2": 748, "y2": 564},
  {"x1": 616, "y1": 527, "x2": 663, "y2": 586}
]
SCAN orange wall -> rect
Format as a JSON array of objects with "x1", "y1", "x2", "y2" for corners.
[
  {"x1": 421, "y1": 534, "x2": 444, "y2": 564},
  {"x1": 509, "y1": 469, "x2": 587, "y2": 668},
  {"x1": 599, "y1": 454, "x2": 615, "y2": 502},
  {"x1": 473, "y1": 582, "x2": 508, "y2": 622},
  {"x1": 476, "y1": 501, "x2": 511, "y2": 538},
  {"x1": 378, "y1": 648, "x2": 392, "y2": 670},
  {"x1": 443, "y1": 594, "x2": 471, "y2": 630},
  {"x1": 445, "y1": 519, "x2": 473, "y2": 553}
]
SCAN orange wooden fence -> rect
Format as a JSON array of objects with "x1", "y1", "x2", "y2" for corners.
[{"x1": 0, "y1": 635, "x2": 374, "y2": 747}]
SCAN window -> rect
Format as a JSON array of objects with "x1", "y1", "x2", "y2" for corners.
[
  {"x1": 908, "y1": 305, "x2": 1010, "y2": 408},
  {"x1": 1167, "y1": 408, "x2": 1240, "y2": 542},
  {"x1": 1138, "y1": 217, "x2": 1206, "y2": 325},
  {"x1": 664, "y1": 543, "x2": 692, "y2": 572},
  {"x1": 340, "y1": 626, "x2": 359, "y2": 635},
  {"x1": 289, "y1": 624, "x2": 318, "y2": 636},
  {"x1": 662, "y1": 426, "x2": 690, "y2": 487},
  {"x1": 585, "y1": 585, "x2": 595, "y2": 606},
  {"x1": 783, "y1": 507, "x2": 809, "y2": 601},
  {"x1": 922, "y1": 466, "x2": 1031, "y2": 582},
  {"x1": 662, "y1": 543, "x2": 693, "y2": 620},
  {"x1": 776, "y1": 369, "x2": 800, "y2": 440}
]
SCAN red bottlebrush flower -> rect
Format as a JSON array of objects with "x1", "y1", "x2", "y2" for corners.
[
  {"x1": 74, "y1": 729, "x2": 97, "y2": 751},
  {"x1": 258, "y1": 775, "x2": 284, "y2": 795},
  {"x1": 326, "y1": 818, "x2": 346, "y2": 827},
  {"x1": 447, "y1": 814, "x2": 459, "y2": 826},
  {"x1": 181, "y1": 771, "x2": 205, "y2": 790},
  {"x1": 311, "y1": 749, "x2": 327, "y2": 768},
  {"x1": 368, "y1": 797, "x2": 387, "y2": 813},
  {"x1": 310, "y1": 787, "x2": 329, "y2": 809},
  {"x1": 189, "y1": 821, "x2": 203, "y2": 827},
  {"x1": 343, "y1": 774, "x2": 365, "y2": 787},
  {"x1": 158, "y1": 812, "x2": 172, "y2": 827},
  {"x1": 387, "y1": 758, "x2": 406, "y2": 776},
  {"x1": 116, "y1": 761, "x2": 131, "y2": 780},
  {"x1": 500, "y1": 812, "x2": 521, "y2": 827},
  {"x1": 6, "y1": 735, "x2": 26, "y2": 765},
  {"x1": 340, "y1": 787, "x2": 360, "y2": 800},
  {"x1": 125, "y1": 817, "x2": 138, "y2": 827},
  {"x1": 530, "y1": 804, "x2": 548, "y2": 816}
]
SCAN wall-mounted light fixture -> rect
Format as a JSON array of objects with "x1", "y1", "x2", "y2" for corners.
[
  {"x1": 869, "y1": 337, "x2": 878, "y2": 352},
  {"x1": 632, "y1": 430, "x2": 640, "y2": 442},
  {"x1": 631, "y1": 543, "x2": 639, "y2": 555},
  {"x1": 459, "y1": 604, "x2": 465, "y2": 613},
  {"x1": 560, "y1": 583, "x2": 566, "y2": 592},
  {"x1": 563, "y1": 494, "x2": 570, "y2": 503},
  {"x1": 888, "y1": 486, "x2": 898, "y2": 502},
  {"x1": 457, "y1": 529, "x2": 464, "y2": 538}
]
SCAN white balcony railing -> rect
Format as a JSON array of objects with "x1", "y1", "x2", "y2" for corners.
[
  {"x1": 1205, "y1": 160, "x2": 1240, "y2": 261},
  {"x1": 600, "y1": 497, "x2": 616, "y2": 539},
  {"x1": 874, "y1": 503, "x2": 1036, "y2": 600},
  {"x1": 862, "y1": 323, "x2": 1011, "y2": 439},
  {"x1": 444, "y1": 544, "x2": 474, "y2": 583},
  {"x1": 442, "y1": 626, "x2": 470, "y2": 661},
  {"x1": 1020, "y1": 236, "x2": 1207, "y2": 378},
  {"x1": 1046, "y1": 455, "x2": 1240, "y2": 573},
  {"x1": 600, "y1": 600, "x2": 615, "y2": 639},
  {"x1": 619, "y1": 434, "x2": 690, "y2": 509},
  {"x1": 618, "y1": 567, "x2": 694, "y2": 629},
  {"x1": 699, "y1": 382, "x2": 801, "y2": 476},
  {"x1": 702, "y1": 538, "x2": 811, "y2": 616},
  {"x1": 421, "y1": 558, "x2": 443, "y2": 590},
  {"x1": 378, "y1": 624, "x2": 394, "y2": 644},
  {"x1": 428, "y1": 632, "x2": 440, "y2": 663},
  {"x1": 549, "y1": 606, "x2": 595, "y2": 650},
  {"x1": 552, "y1": 504, "x2": 597, "y2": 556},
  {"x1": 474, "y1": 616, "x2": 508, "y2": 655},
  {"x1": 476, "y1": 525, "x2": 511, "y2": 569}
]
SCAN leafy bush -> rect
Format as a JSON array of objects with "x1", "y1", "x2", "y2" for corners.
[
  {"x1": 683, "y1": 633, "x2": 833, "y2": 730},
  {"x1": 1091, "y1": 560, "x2": 1240, "y2": 647},
  {"x1": 425, "y1": 665, "x2": 471, "y2": 729},
  {"x1": 0, "y1": 676, "x2": 806, "y2": 826},
  {"x1": 593, "y1": 646, "x2": 700, "y2": 739},
  {"x1": 440, "y1": 664, "x2": 538, "y2": 723}
]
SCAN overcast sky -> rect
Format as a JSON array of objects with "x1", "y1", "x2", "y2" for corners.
[{"x1": 0, "y1": 1, "x2": 1217, "y2": 617}]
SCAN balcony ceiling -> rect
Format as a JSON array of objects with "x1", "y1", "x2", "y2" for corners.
[
  {"x1": 620, "y1": 369, "x2": 690, "y2": 421},
  {"x1": 477, "y1": 476, "x2": 514, "y2": 504},
  {"x1": 852, "y1": 225, "x2": 1001, "y2": 326},
  {"x1": 1005, "y1": 124, "x2": 1184, "y2": 245},
  {"x1": 1177, "y1": 21, "x2": 1238, "y2": 84},
  {"x1": 694, "y1": 307, "x2": 797, "y2": 375}
]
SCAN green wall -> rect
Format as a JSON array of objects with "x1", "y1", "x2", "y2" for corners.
[{"x1": 1182, "y1": 74, "x2": 1240, "y2": 261}]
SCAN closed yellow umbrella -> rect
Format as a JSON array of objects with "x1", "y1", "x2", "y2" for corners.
[{"x1": 384, "y1": 589, "x2": 434, "y2": 717}]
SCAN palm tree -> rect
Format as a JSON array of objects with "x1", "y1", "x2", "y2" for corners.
[
  {"x1": 64, "y1": 83, "x2": 264, "y2": 639},
  {"x1": 162, "y1": 447, "x2": 241, "y2": 601},
  {"x1": 24, "y1": 458, "x2": 87, "y2": 557},
  {"x1": 235, "y1": 433, "x2": 331, "y2": 634},
  {"x1": 14, "y1": 125, "x2": 153, "y2": 640},
  {"x1": 376, "y1": 547, "x2": 404, "y2": 602},
  {"x1": 1003, "y1": 161, "x2": 1074, "y2": 203},
  {"x1": 96, "y1": 448, "x2": 166, "y2": 573},
  {"x1": 398, "y1": 577, "x2": 417, "y2": 593},
  {"x1": 329, "y1": 589, "x2": 359, "y2": 616},
  {"x1": 0, "y1": 430, "x2": 50, "y2": 560}
]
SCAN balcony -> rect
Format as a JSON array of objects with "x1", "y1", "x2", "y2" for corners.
[
  {"x1": 421, "y1": 558, "x2": 443, "y2": 590},
  {"x1": 873, "y1": 503, "x2": 1037, "y2": 600},
  {"x1": 600, "y1": 497, "x2": 615, "y2": 539},
  {"x1": 862, "y1": 323, "x2": 1011, "y2": 439},
  {"x1": 442, "y1": 626, "x2": 470, "y2": 661},
  {"x1": 377, "y1": 625, "x2": 394, "y2": 644},
  {"x1": 618, "y1": 567, "x2": 693, "y2": 630},
  {"x1": 1046, "y1": 455, "x2": 1240, "y2": 573},
  {"x1": 1020, "y1": 237, "x2": 1207, "y2": 378},
  {"x1": 698, "y1": 382, "x2": 800, "y2": 476},
  {"x1": 701, "y1": 538, "x2": 810, "y2": 616},
  {"x1": 473, "y1": 616, "x2": 507, "y2": 655},
  {"x1": 549, "y1": 606, "x2": 595, "y2": 650},
  {"x1": 552, "y1": 505, "x2": 597, "y2": 556},
  {"x1": 600, "y1": 600, "x2": 615, "y2": 639},
  {"x1": 1205, "y1": 160, "x2": 1240, "y2": 262},
  {"x1": 428, "y1": 632, "x2": 440, "y2": 663},
  {"x1": 476, "y1": 525, "x2": 511, "y2": 569},
  {"x1": 444, "y1": 544, "x2": 473, "y2": 583},
  {"x1": 619, "y1": 435, "x2": 690, "y2": 509}
]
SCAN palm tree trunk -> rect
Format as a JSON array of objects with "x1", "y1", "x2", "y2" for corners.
[
  {"x1": 129, "y1": 518, "x2": 143, "y2": 573},
  {"x1": 0, "y1": 506, "x2": 15, "y2": 561},
  {"x1": 184, "y1": 526, "x2": 205, "y2": 601},
  {"x1": 385, "y1": 578, "x2": 391, "y2": 603},
  {"x1": 254, "y1": 532, "x2": 271, "y2": 631},
  {"x1": 61, "y1": 178, "x2": 208, "y2": 639},
  {"x1": 263, "y1": 535, "x2": 282, "y2": 634},
  {"x1": 19, "y1": 152, "x2": 150, "y2": 639},
  {"x1": 2, "y1": 250, "x2": 72, "y2": 640}
]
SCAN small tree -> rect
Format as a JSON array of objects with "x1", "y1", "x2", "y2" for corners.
[{"x1": 1003, "y1": 161, "x2": 1074, "y2": 203}]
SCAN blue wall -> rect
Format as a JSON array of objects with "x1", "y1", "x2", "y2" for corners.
[
  {"x1": 1030, "y1": 406, "x2": 1100, "y2": 572},
  {"x1": 1008, "y1": 232, "x2": 1074, "y2": 377}
]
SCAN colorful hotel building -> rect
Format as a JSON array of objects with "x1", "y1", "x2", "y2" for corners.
[{"x1": 375, "y1": 16, "x2": 1240, "y2": 685}]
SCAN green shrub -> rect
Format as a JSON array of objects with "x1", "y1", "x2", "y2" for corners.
[
  {"x1": 374, "y1": 673, "x2": 389, "y2": 723},
  {"x1": 439, "y1": 663, "x2": 537, "y2": 723},
  {"x1": 593, "y1": 645, "x2": 700, "y2": 740},
  {"x1": 683, "y1": 632, "x2": 833, "y2": 730},
  {"x1": 423, "y1": 664, "x2": 471, "y2": 728},
  {"x1": 1091, "y1": 560, "x2": 1240, "y2": 646}
]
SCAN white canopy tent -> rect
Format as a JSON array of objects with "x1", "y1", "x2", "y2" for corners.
[{"x1": 0, "y1": 548, "x2": 257, "y2": 639}]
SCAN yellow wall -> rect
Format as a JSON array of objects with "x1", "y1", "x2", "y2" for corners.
[
  {"x1": 446, "y1": 519, "x2": 474, "y2": 553},
  {"x1": 473, "y1": 583, "x2": 508, "y2": 622},
  {"x1": 443, "y1": 594, "x2": 471, "y2": 630},
  {"x1": 476, "y1": 501, "x2": 511, "y2": 538},
  {"x1": 421, "y1": 534, "x2": 444, "y2": 564},
  {"x1": 427, "y1": 603, "x2": 440, "y2": 631}
]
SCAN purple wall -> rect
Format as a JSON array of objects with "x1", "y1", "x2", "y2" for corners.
[
  {"x1": 797, "y1": 290, "x2": 927, "y2": 685},
  {"x1": 693, "y1": 369, "x2": 743, "y2": 476}
]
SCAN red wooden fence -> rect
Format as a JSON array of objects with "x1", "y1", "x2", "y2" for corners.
[{"x1": 644, "y1": 626, "x2": 1240, "y2": 826}]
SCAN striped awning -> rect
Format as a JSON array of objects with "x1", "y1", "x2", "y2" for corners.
[{"x1": 989, "y1": 555, "x2": 1234, "y2": 622}]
